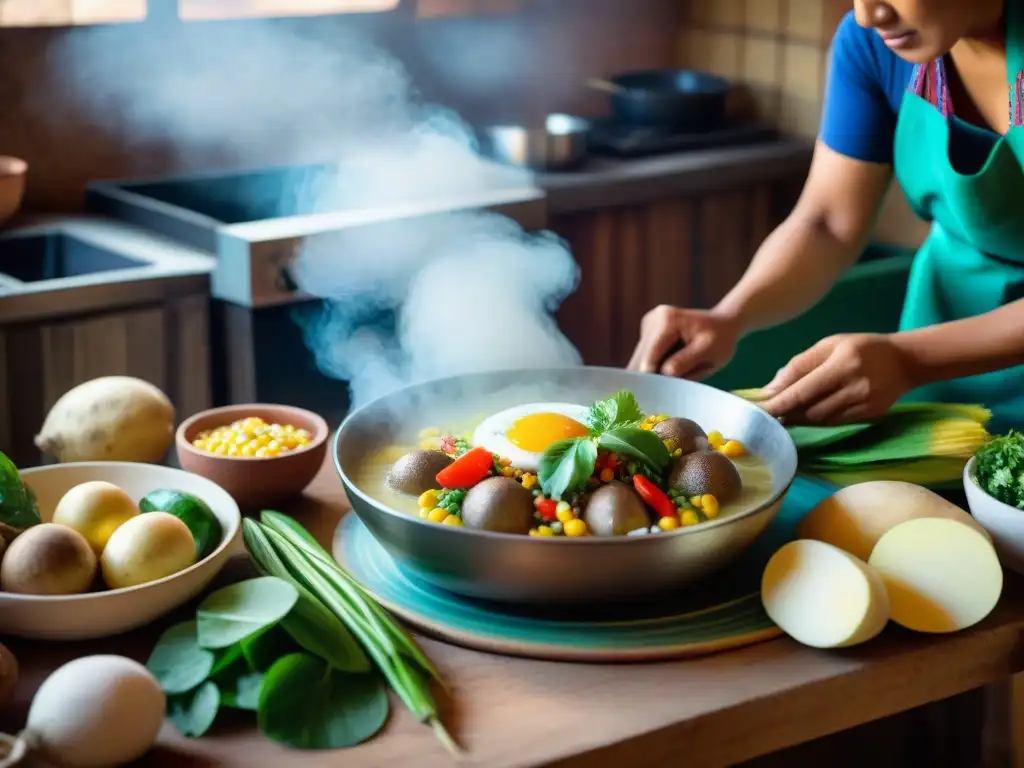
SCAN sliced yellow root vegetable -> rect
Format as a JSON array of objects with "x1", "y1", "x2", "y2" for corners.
[
  {"x1": 761, "y1": 539, "x2": 890, "y2": 649},
  {"x1": 868, "y1": 517, "x2": 1002, "y2": 634},
  {"x1": 797, "y1": 480, "x2": 990, "y2": 561}
]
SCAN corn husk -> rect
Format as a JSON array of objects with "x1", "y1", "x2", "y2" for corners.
[{"x1": 733, "y1": 389, "x2": 991, "y2": 488}]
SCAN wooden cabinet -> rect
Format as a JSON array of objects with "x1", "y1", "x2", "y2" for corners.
[
  {"x1": 552, "y1": 180, "x2": 799, "y2": 366},
  {"x1": 0, "y1": 296, "x2": 212, "y2": 467}
]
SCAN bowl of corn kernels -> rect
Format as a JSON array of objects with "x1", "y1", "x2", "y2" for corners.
[{"x1": 175, "y1": 404, "x2": 329, "y2": 510}]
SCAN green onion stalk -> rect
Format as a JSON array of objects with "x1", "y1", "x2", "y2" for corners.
[{"x1": 242, "y1": 513, "x2": 458, "y2": 755}]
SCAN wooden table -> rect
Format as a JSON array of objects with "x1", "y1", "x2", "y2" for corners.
[{"x1": 7, "y1": 457, "x2": 1024, "y2": 768}]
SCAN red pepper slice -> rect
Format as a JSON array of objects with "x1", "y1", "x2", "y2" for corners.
[
  {"x1": 536, "y1": 498, "x2": 558, "y2": 522},
  {"x1": 632, "y1": 475, "x2": 677, "y2": 518},
  {"x1": 436, "y1": 446, "x2": 494, "y2": 488}
]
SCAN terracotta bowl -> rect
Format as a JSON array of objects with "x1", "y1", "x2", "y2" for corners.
[
  {"x1": 176, "y1": 404, "x2": 329, "y2": 511},
  {"x1": 0, "y1": 157, "x2": 27, "y2": 226}
]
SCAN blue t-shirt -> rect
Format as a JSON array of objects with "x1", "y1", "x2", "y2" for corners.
[{"x1": 820, "y1": 11, "x2": 1000, "y2": 167}]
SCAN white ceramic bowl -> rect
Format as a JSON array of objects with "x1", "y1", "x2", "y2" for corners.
[
  {"x1": 0, "y1": 462, "x2": 241, "y2": 640},
  {"x1": 964, "y1": 456, "x2": 1024, "y2": 574}
]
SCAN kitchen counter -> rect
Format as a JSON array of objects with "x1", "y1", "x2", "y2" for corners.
[
  {"x1": 0, "y1": 217, "x2": 214, "y2": 324},
  {"x1": 6, "y1": 455, "x2": 1023, "y2": 768},
  {"x1": 540, "y1": 138, "x2": 813, "y2": 214}
]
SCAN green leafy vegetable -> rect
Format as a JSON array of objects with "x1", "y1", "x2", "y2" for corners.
[
  {"x1": 586, "y1": 390, "x2": 644, "y2": 434},
  {"x1": 243, "y1": 518, "x2": 370, "y2": 673},
  {"x1": 241, "y1": 625, "x2": 297, "y2": 673},
  {"x1": 146, "y1": 621, "x2": 216, "y2": 694},
  {"x1": 598, "y1": 427, "x2": 671, "y2": 471},
  {"x1": 208, "y1": 643, "x2": 246, "y2": 678},
  {"x1": 220, "y1": 671, "x2": 264, "y2": 711},
  {"x1": 975, "y1": 431, "x2": 1024, "y2": 509},
  {"x1": 169, "y1": 682, "x2": 220, "y2": 738},
  {"x1": 537, "y1": 438, "x2": 599, "y2": 499},
  {"x1": 196, "y1": 576, "x2": 299, "y2": 649},
  {"x1": 0, "y1": 450, "x2": 41, "y2": 535},
  {"x1": 258, "y1": 653, "x2": 389, "y2": 750},
  {"x1": 255, "y1": 513, "x2": 457, "y2": 753}
]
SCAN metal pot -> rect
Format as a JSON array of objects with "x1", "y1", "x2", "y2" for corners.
[
  {"x1": 481, "y1": 114, "x2": 590, "y2": 172},
  {"x1": 335, "y1": 367, "x2": 797, "y2": 604},
  {"x1": 591, "y1": 69, "x2": 731, "y2": 131}
]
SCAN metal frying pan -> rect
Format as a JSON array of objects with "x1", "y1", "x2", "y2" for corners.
[{"x1": 589, "y1": 69, "x2": 731, "y2": 131}]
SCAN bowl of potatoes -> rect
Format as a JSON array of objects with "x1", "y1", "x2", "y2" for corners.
[{"x1": 0, "y1": 459, "x2": 241, "y2": 640}]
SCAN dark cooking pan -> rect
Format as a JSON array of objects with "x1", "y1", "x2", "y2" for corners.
[{"x1": 590, "y1": 69, "x2": 731, "y2": 132}]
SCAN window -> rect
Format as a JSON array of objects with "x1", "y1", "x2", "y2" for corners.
[
  {"x1": 177, "y1": 0, "x2": 399, "y2": 20},
  {"x1": 0, "y1": 0, "x2": 145, "y2": 25}
]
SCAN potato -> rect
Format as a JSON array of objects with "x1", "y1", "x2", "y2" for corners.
[
  {"x1": 797, "y1": 481, "x2": 990, "y2": 561},
  {"x1": 583, "y1": 483, "x2": 651, "y2": 537},
  {"x1": 34, "y1": 376, "x2": 175, "y2": 464},
  {"x1": 1, "y1": 524, "x2": 97, "y2": 595},
  {"x1": 461, "y1": 477, "x2": 535, "y2": 534},
  {"x1": 53, "y1": 481, "x2": 139, "y2": 555},
  {"x1": 101, "y1": 513, "x2": 196, "y2": 589}
]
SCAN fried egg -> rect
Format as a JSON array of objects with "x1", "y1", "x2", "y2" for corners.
[{"x1": 471, "y1": 403, "x2": 590, "y2": 472}]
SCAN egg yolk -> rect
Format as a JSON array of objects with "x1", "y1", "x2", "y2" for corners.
[{"x1": 506, "y1": 413, "x2": 589, "y2": 452}]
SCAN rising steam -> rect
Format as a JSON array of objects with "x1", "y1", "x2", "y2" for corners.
[{"x1": 46, "y1": 17, "x2": 582, "y2": 408}]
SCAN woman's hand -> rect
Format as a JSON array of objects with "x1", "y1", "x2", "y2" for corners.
[
  {"x1": 760, "y1": 333, "x2": 918, "y2": 424},
  {"x1": 627, "y1": 305, "x2": 742, "y2": 379}
]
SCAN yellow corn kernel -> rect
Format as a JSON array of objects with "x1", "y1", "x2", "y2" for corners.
[
  {"x1": 564, "y1": 518, "x2": 587, "y2": 537},
  {"x1": 701, "y1": 494, "x2": 720, "y2": 518},
  {"x1": 641, "y1": 422, "x2": 653, "y2": 431},
  {"x1": 707, "y1": 430, "x2": 725, "y2": 449},
  {"x1": 521, "y1": 473, "x2": 537, "y2": 489},
  {"x1": 599, "y1": 468, "x2": 615, "y2": 483},
  {"x1": 213, "y1": 443, "x2": 229, "y2": 455},
  {"x1": 658, "y1": 516, "x2": 680, "y2": 531},
  {"x1": 556, "y1": 508, "x2": 575, "y2": 524},
  {"x1": 500, "y1": 467, "x2": 516, "y2": 478},
  {"x1": 528, "y1": 528, "x2": 540, "y2": 537},
  {"x1": 227, "y1": 444, "x2": 241, "y2": 457},
  {"x1": 680, "y1": 509, "x2": 700, "y2": 526},
  {"x1": 419, "y1": 508, "x2": 430, "y2": 519},
  {"x1": 241, "y1": 444, "x2": 257, "y2": 457},
  {"x1": 418, "y1": 490, "x2": 440, "y2": 508},
  {"x1": 427, "y1": 508, "x2": 448, "y2": 523},
  {"x1": 721, "y1": 440, "x2": 746, "y2": 458},
  {"x1": 254, "y1": 447, "x2": 269, "y2": 458},
  {"x1": 498, "y1": 457, "x2": 512, "y2": 467},
  {"x1": 442, "y1": 515, "x2": 463, "y2": 527},
  {"x1": 419, "y1": 439, "x2": 437, "y2": 450},
  {"x1": 690, "y1": 496, "x2": 703, "y2": 509},
  {"x1": 536, "y1": 525, "x2": 555, "y2": 537}
]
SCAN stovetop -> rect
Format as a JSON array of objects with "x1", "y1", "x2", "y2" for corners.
[{"x1": 587, "y1": 118, "x2": 778, "y2": 159}]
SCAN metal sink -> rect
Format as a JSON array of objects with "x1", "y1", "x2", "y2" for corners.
[{"x1": 0, "y1": 232, "x2": 147, "y2": 283}]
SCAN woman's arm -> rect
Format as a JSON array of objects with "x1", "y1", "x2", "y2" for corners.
[
  {"x1": 714, "y1": 142, "x2": 893, "y2": 335},
  {"x1": 895, "y1": 300, "x2": 1024, "y2": 385}
]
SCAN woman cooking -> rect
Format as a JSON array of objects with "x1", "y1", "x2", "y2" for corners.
[{"x1": 629, "y1": 0, "x2": 1024, "y2": 432}]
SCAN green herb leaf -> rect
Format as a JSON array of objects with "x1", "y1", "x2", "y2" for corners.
[
  {"x1": 586, "y1": 390, "x2": 645, "y2": 434},
  {"x1": 0, "y1": 451, "x2": 41, "y2": 536},
  {"x1": 241, "y1": 625, "x2": 299, "y2": 673},
  {"x1": 258, "y1": 653, "x2": 389, "y2": 750},
  {"x1": 975, "y1": 430, "x2": 1024, "y2": 509},
  {"x1": 209, "y1": 643, "x2": 246, "y2": 678},
  {"x1": 537, "y1": 438, "x2": 598, "y2": 498},
  {"x1": 169, "y1": 681, "x2": 220, "y2": 738},
  {"x1": 598, "y1": 427, "x2": 671, "y2": 471},
  {"x1": 147, "y1": 621, "x2": 216, "y2": 695},
  {"x1": 196, "y1": 577, "x2": 299, "y2": 650},
  {"x1": 220, "y1": 672, "x2": 264, "y2": 711}
]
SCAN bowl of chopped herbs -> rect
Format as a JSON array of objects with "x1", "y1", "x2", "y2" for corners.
[{"x1": 965, "y1": 431, "x2": 1024, "y2": 573}]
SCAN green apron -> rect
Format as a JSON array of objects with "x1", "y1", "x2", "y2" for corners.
[{"x1": 894, "y1": 1, "x2": 1024, "y2": 433}]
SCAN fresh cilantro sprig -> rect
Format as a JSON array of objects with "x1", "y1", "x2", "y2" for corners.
[
  {"x1": 975, "y1": 430, "x2": 1024, "y2": 509},
  {"x1": 585, "y1": 390, "x2": 644, "y2": 434},
  {"x1": 538, "y1": 390, "x2": 670, "y2": 499}
]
